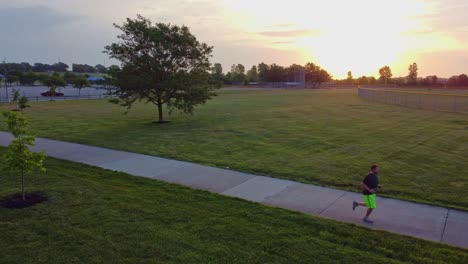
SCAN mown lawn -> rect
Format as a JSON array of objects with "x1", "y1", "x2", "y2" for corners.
[
  {"x1": 0, "y1": 89, "x2": 467, "y2": 210},
  {"x1": 0, "y1": 154, "x2": 467, "y2": 263}
]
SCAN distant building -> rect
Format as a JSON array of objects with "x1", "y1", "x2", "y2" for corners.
[{"x1": 87, "y1": 76, "x2": 105, "y2": 82}]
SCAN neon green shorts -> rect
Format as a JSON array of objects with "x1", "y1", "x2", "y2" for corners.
[{"x1": 363, "y1": 194, "x2": 376, "y2": 209}]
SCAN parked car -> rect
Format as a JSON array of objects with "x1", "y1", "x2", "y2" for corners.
[{"x1": 41, "y1": 91, "x2": 64, "y2": 97}]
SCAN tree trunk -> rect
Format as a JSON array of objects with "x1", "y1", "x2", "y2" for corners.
[
  {"x1": 21, "y1": 168, "x2": 25, "y2": 201},
  {"x1": 79, "y1": 88, "x2": 81, "y2": 96},
  {"x1": 157, "y1": 103, "x2": 164, "y2": 123}
]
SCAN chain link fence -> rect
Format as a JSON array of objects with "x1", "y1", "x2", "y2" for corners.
[
  {"x1": 0, "y1": 94, "x2": 117, "y2": 103},
  {"x1": 358, "y1": 87, "x2": 468, "y2": 114}
]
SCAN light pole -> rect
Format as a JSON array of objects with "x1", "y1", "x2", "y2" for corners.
[{"x1": 2, "y1": 59, "x2": 8, "y2": 102}]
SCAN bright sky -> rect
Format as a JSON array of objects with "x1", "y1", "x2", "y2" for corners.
[{"x1": 0, "y1": 0, "x2": 467, "y2": 78}]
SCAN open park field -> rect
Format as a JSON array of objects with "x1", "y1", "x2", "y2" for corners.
[
  {"x1": 1, "y1": 152, "x2": 467, "y2": 263},
  {"x1": 1, "y1": 89, "x2": 467, "y2": 210}
]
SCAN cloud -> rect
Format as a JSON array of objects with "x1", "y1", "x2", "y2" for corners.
[
  {"x1": 271, "y1": 40, "x2": 295, "y2": 45},
  {"x1": 256, "y1": 29, "x2": 320, "y2": 38},
  {"x1": 401, "y1": 29, "x2": 435, "y2": 36},
  {"x1": 0, "y1": 6, "x2": 79, "y2": 35}
]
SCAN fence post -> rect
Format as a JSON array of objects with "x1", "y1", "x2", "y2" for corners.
[{"x1": 453, "y1": 96, "x2": 457, "y2": 113}]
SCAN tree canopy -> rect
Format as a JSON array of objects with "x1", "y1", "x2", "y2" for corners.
[
  {"x1": 104, "y1": 15, "x2": 218, "y2": 123},
  {"x1": 246, "y1": 66, "x2": 258, "y2": 82},
  {"x1": 407, "y1": 63, "x2": 418, "y2": 84},
  {"x1": 72, "y1": 64, "x2": 97, "y2": 73},
  {"x1": 72, "y1": 76, "x2": 91, "y2": 96},
  {"x1": 42, "y1": 73, "x2": 66, "y2": 88},
  {"x1": 95, "y1": 64, "x2": 108, "y2": 73},
  {"x1": 304, "y1": 63, "x2": 332, "y2": 87},
  {"x1": 379, "y1": 66, "x2": 393, "y2": 85}
]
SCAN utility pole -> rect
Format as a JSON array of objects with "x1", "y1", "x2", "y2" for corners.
[{"x1": 2, "y1": 58, "x2": 8, "y2": 102}]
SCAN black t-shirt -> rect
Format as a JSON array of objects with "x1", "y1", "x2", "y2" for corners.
[{"x1": 362, "y1": 173, "x2": 379, "y2": 195}]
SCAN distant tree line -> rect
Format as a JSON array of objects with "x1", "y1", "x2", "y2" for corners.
[
  {"x1": 446, "y1": 74, "x2": 468, "y2": 87},
  {"x1": 211, "y1": 62, "x2": 332, "y2": 86},
  {"x1": 0, "y1": 62, "x2": 109, "y2": 74},
  {"x1": 335, "y1": 63, "x2": 468, "y2": 88},
  {"x1": 0, "y1": 61, "x2": 113, "y2": 88},
  {"x1": 0, "y1": 62, "x2": 69, "y2": 73},
  {"x1": 210, "y1": 61, "x2": 468, "y2": 88},
  {"x1": 3, "y1": 60, "x2": 468, "y2": 89},
  {"x1": 72, "y1": 63, "x2": 107, "y2": 73},
  {"x1": 0, "y1": 71, "x2": 106, "y2": 88}
]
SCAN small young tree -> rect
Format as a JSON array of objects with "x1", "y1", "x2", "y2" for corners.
[
  {"x1": 10, "y1": 89, "x2": 29, "y2": 111},
  {"x1": 12, "y1": 88, "x2": 20, "y2": 104},
  {"x1": 72, "y1": 75, "x2": 91, "y2": 96},
  {"x1": 18, "y1": 96, "x2": 30, "y2": 112},
  {"x1": 50, "y1": 85, "x2": 57, "y2": 97},
  {"x1": 3, "y1": 111, "x2": 46, "y2": 201}
]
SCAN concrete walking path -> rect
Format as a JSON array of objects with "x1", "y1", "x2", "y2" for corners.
[{"x1": 0, "y1": 131, "x2": 467, "y2": 249}]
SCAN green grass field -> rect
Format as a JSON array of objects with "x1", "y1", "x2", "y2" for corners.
[
  {"x1": 1, "y1": 153, "x2": 467, "y2": 263},
  {"x1": 1, "y1": 89, "x2": 467, "y2": 210}
]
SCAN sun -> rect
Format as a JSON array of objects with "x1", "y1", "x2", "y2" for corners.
[
  {"x1": 222, "y1": 0, "x2": 460, "y2": 78},
  {"x1": 288, "y1": 0, "x2": 433, "y2": 78}
]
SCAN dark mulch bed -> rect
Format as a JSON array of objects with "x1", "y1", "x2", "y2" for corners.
[
  {"x1": 1, "y1": 192, "x2": 48, "y2": 209},
  {"x1": 152, "y1": 120, "x2": 171, "y2": 124}
]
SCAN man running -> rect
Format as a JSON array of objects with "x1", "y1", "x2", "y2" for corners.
[{"x1": 352, "y1": 164, "x2": 382, "y2": 223}]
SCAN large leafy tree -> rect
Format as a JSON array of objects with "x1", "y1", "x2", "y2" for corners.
[
  {"x1": 246, "y1": 65, "x2": 258, "y2": 82},
  {"x1": 72, "y1": 76, "x2": 91, "y2": 96},
  {"x1": 20, "y1": 72, "x2": 39, "y2": 86},
  {"x1": 257, "y1": 62, "x2": 269, "y2": 81},
  {"x1": 305, "y1": 62, "x2": 332, "y2": 87},
  {"x1": 379, "y1": 66, "x2": 393, "y2": 86},
  {"x1": 104, "y1": 15, "x2": 218, "y2": 123},
  {"x1": 6, "y1": 75, "x2": 20, "y2": 86},
  {"x1": 407, "y1": 62, "x2": 418, "y2": 84},
  {"x1": 95, "y1": 64, "x2": 108, "y2": 73},
  {"x1": 211, "y1": 63, "x2": 224, "y2": 82},
  {"x1": 42, "y1": 73, "x2": 66, "y2": 91},
  {"x1": 230, "y1": 64, "x2": 246, "y2": 83},
  {"x1": 51, "y1": 62, "x2": 69, "y2": 72}
]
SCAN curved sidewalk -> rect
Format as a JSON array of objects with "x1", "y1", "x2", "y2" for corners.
[{"x1": 0, "y1": 131, "x2": 466, "y2": 249}]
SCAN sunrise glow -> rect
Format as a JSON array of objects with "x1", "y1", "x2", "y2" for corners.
[
  {"x1": 222, "y1": 0, "x2": 463, "y2": 78},
  {"x1": 1, "y1": 0, "x2": 467, "y2": 78}
]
